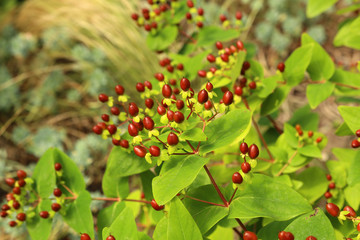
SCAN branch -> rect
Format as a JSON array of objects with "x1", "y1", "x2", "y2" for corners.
[
  {"x1": 203, "y1": 165, "x2": 228, "y2": 206},
  {"x1": 266, "y1": 115, "x2": 283, "y2": 134},
  {"x1": 184, "y1": 195, "x2": 227, "y2": 207}
]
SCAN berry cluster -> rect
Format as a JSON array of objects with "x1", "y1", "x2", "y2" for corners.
[
  {"x1": 295, "y1": 124, "x2": 322, "y2": 144},
  {"x1": 218, "y1": 11, "x2": 243, "y2": 29},
  {"x1": 324, "y1": 174, "x2": 336, "y2": 199},
  {"x1": 185, "y1": 0, "x2": 205, "y2": 28},
  {"x1": 232, "y1": 142, "x2": 259, "y2": 184},
  {"x1": 81, "y1": 233, "x2": 115, "y2": 240},
  {"x1": 351, "y1": 129, "x2": 360, "y2": 148}
]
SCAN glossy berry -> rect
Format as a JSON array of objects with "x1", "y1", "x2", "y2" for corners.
[
  {"x1": 2, "y1": 204, "x2": 10, "y2": 211},
  {"x1": 357, "y1": 222, "x2": 360, "y2": 232},
  {"x1": 222, "y1": 91, "x2": 233, "y2": 105},
  {"x1": 155, "y1": 73, "x2": 164, "y2": 81},
  {"x1": 224, "y1": 47, "x2": 231, "y2": 55},
  {"x1": 101, "y1": 114, "x2": 110, "y2": 122},
  {"x1": 204, "y1": 100, "x2": 212, "y2": 110},
  {"x1": 356, "y1": 129, "x2": 360, "y2": 137},
  {"x1": 144, "y1": 98, "x2": 154, "y2": 109},
  {"x1": 128, "y1": 102, "x2": 139, "y2": 116},
  {"x1": 167, "y1": 132, "x2": 179, "y2": 146},
  {"x1": 206, "y1": 82, "x2": 213, "y2": 92},
  {"x1": 16, "y1": 212, "x2": 26, "y2": 221},
  {"x1": 326, "y1": 203, "x2": 340, "y2": 217},
  {"x1": 128, "y1": 123, "x2": 138, "y2": 136},
  {"x1": 167, "y1": 110, "x2": 174, "y2": 122},
  {"x1": 1, "y1": 211, "x2": 7, "y2": 218},
  {"x1": 54, "y1": 188, "x2": 62, "y2": 197},
  {"x1": 39, "y1": 211, "x2": 49, "y2": 219},
  {"x1": 186, "y1": 12, "x2": 192, "y2": 20},
  {"x1": 112, "y1": 139, "x2": 121, "y2": 146},
  {"x1": 198, "y1": 89, "x2": 209, "y2": 104},
  {"x1": 18, "y1": 179, "x2": 26, "y2": 187},
  {"x1": 235, "y1": 11, "x2": 242, "y2": 20},
  {"x1": 115, "y1": 85, "x2": 125, "y2": 95},
  {"x1": 98, "y1": 94, "x2": 108, "y2": 102},
  {"x1": 144, "y1": 80, "x2": 152, "y2": 90},
  {"x1": 219, "y1": 14, "x2": 227, "y2": 22},
  {"x1": 198, "y1": 70, "x2": 207, "y2": 78},
  {"x1": 149, "y1": 146, "x2": 161, "y2": 157},
  {"x1": 54, "y1": 163, "x2": 62, "y2": 171},
  {"x1": 134, "y1": 146, "x2": 147, "y2": 158},
  {"x1": 326, "y1": 174, "x2": 332, "y2": 181},
  {"x1": 176, "y1": 100, "x2": 184, "y2": 110},
  {"x1": 177, "y1": 63, "x2": 184, "y2": 70},
  {"x1": 12, "y1": 201, "x2": 20, "y2": 209},
  {"x1": 220, "y1": 54, "x2": 229, "y2": 62},
  {"x1": 240, "y1": 142, "x2": 249, "y2": 154},
  {"x1": 277, "y1": 62, "x2": 285, "y2": 72},
  {"x1": 241, "y1": 162, "x2": 251, "y2": 173},
  {"x1": 167, "y1": 65, "x2": 174, "y2": 73},
  {"x1": 306, "y1": 236, "x2": 317, "y2": 240},
  {"x1": 144, "y1": 24, "x2": 151, "y2": 31},
  {"x1": 351, "y1": 139, "x2": 360, "y2": 148},
  {"x1": 232, "y1": 172, "x2": 243, "y2": 184},
  {"x1": 210, "y1": 67, "x2": 217, "y2": 73},
  {"x1": 278, "y1": 231, "x2": 286, "y2": 239},
  {"x1": 6, "y1": 193, "x2": 15, "y2": 201},
  {"x1": 120, "y1": 139, "x2": 129, "y2": 148},
  {"x1": 9, "y1": 221, "x2": 17, "y2": 227},
  {"x1": 162, "y1": 84, "x2": 172, "y2": 98},
  {"x1": 324, "y1": 191, "x2": 332, "y2": 199},
  {"x1": 243, "y1": 231, "x2": 257, "y2": 240},
  {"x1": 135, "y1": 83, "x2": 144, "y2": 92},
  {"x1": 249, "y1": 144, "x2": 259, "y2": 159},
  {"x1": 17, "y1": 170, "x2": 27, "y2": 179},
  {"x1": 308, "y1": 131, "x2": 313, "y2": 138},
  {"x1": 242, "y1": 61, "x2": 251, "y2": 71},
  {"x1": 106, "y1": 235, "x2": 116, "y2": 240},
  {"x1": 80, "y1": 233, "x2": 91, "y2": 240},
  {"x1": 196, "y1": 22, "x2": 203, "y2": 28},
  {"x1": 174, "y1": 111, "x2": 185, "y2": 123},
  {"x1": 143, "y1": 116, "x2": 155, "y2": 130},
  {"x1": 234, "y1": 86, "x2": 243, "y2": 96},
  {"x1": 13, "y1": 187, "x2": 21, "y2": 195},
  {"x1": 197, "y1": 8, "x2": 204, "y2": 15},
  {"x1": 151, "y1": 199, "x2": 164, "y2": 211},
  {"x1": 97, "y1": 122, "x2": 106, "y2": 130},
  {"x1": 187, "y1": 0, "x2": 194, "y2": 8},
  {"x1": 51, "y1": 203, "x2": 61, "y2": 212},
  {"x1": 329, "y1": 182, "x2": 335, "y2": 189},
  {"x1": 107, "y1": 125, "x2": 117, "y2": 135},
  {"x1": 207, "y1": 54, "x2": 216, "y2": 63},
  {"x1": 157, "y1": 106, "x2": 166, "y2": 115},
  {"x1": 343, "y1": 206, "x2": 356, "y2": 217},
  {"x1": 131, "y1": 13, "x2": 139, "y2": 21},
  {"x1": 316, "y1": 137, "x2": 322, "y2": 143},
  {"x1": 111, "y1": 106, "x2": 120, "y2": 115},
  {"x1": 180, "y1": 77, "x2": 191, "y2": 91},
  {"x1": 5, "y1": 178, "x2": 15, "y2": 187},
  {"x1": 284, "y1": 232, "x2": 294, "y2": 240},
  {"x1": 92, "y1": 125, "x2": 102, "y2": 135},
  {"x1": 215, "y1": 41, "x2": 223, "y2": 50},
  {"x1": 249, "y1": 81, "x2": 256, "y2": 89}
]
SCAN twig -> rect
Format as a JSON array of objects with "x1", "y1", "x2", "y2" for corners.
[
  {"x1": 266, "y1": 115, "x2": 283, "y2": 134},
  {"x1": 276, "y1": 150, "x2": 298, "y2": 176},
  {"x1": 228, "y1": 188, "x2": 238, "y2": 204},
  {"x1": 184, "y1": 195, "x2": 227, "y2": 207},
  {"x1": 203, "y1": 165, "x2": 228, "y2": 206}
]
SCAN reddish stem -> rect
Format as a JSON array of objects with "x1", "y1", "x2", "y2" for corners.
[
  {"x1": 61, "y1": 184, "x2": 76, "y2": 198},
  {"x1": 236, "y1": 218, "x2": 248, "y2": 232},
  {"x1": 266, "y1": 115, "x2": 283, "y2": 134},
  {"x1": 179, "y1": 30, "x2": 197, "y2": 44},
  {"x1": 187, "y1": 140, "x2": 196, "y2": 152},
  {"x1": 228, "y1": 188, "x2": 238, "y2": 204},
  {"x1": 184, "y1": 195, "x2": 227, "y2": 207},
  {"x1": 203, "y1": 165, "x2": 228, "y2": 207},
  {"x1": 123, "y1": 199, "x2": 152, "y2": 204},
  {"x1": 233, "y1": 227, "x2": 243, "y2": 239}
]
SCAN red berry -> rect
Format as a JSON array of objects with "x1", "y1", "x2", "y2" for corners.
[
  {"x1": 134, "y1": 146, "x2": 147, "y2": 158},
  {"x1": 308, "y1": 131, "x2": 313, "y2": 138},
  {"x1": 210, "y1": 67, "x2": 217, "y2": 73},
  {"x1": 326, "y1": 203, "x2": 340, "y2": 217},
  {"x1": 2, "y1": 204, "x2": 10, "y2": 211},
  {"x1": 277, "y1": 62, "x2": 285, "y2": 72},
  {"x1": 115, "y1": 85, "x2": 125, "y2": 95},
  {"x1": 324, "y1": 192, "x2": 332, "y2": 199},
  {"x1": 136, "y1": 83, "x2": 145, "y2": 92},
  {"x1": 240, "y1": 77, "x2": 247, "y2": 87},
  {"x1": 198, "y1": 89, "x2": 209, "y2": 104},
  {"x1": 284, "y1": 232, "x2": 294, "y2": 240},
  {"x1": 207, "y1": 54, "x2": 216, "y2": 63},
  {"x1": 16, "y1": 212, "x2": 26, "y2": 221},
  {"x1": 176, "y1": 100, "x2": 184, "y2": 110},
  {"x1": 357, "y1": 222, "x2": 360, "y2": 232},
  {"x1": 143, "y1": 117, "x2": 155, "y2": 130},
  {"x1": 180, "y1": 77, "x2": 191, "y2": 91},
  {"x1": 5, "y1": 178, "x2": 15, "y2": 187},
  {"x1": 132, "y1": 119, "x2": 144, "y2": 131},
  {"x1": 39, "y1": 211, "x2": 49, "y2": 219},
  {"x1": 112, "y1": 139, "x2": 121, "y2": 146},
  {"x1": 120, "y1": 139, "x2": 129, "y2": 149},
  {"x1": 235, "y1": 11, "x2": 242, "y2": 20},
  {"x1": 0, "y1": 211, "x2": 7, "y2": 218},
  {"x1": 220, "y1": 54, "x2": 229, "y2": 62},
  {"x1": 107, "y1": 125, "x2": 117, "y2": 135},
  {"x1": 54, "y1": 188, "x2": 62, "y2": 197},
  {"x1": 12, "y1": 201, "x2": 20, "y2": 209},
  {"x1": 295, "y1": 124, "x2": 301, "y2": 131},
  {"x1": 144, "y1": 24, "x2": 151, "y2": 31},
  {"x1": 17, "y1": 170, "x2": 27, "y2": 179},
  {"x1": 232, "y1": 172, "x2": 243, "y2": 184},
  {"x1": 151, "y1": 199, "x2": 164, "y2": 211},
  {"x1": 326, "y1": 174, "x2": 332, "y2": 181},
  {"x1": 249, "y1": 144, "x2": 259, "y2": 159},
  {"x1": 128, "y1": 102, "x2": 139, "y2": 116},
  {"x1": 329, "y1": 182, "x2": 335, "y2": 189},
  {"x1": 198, "y1": 8, "x2": 204, "y2": 15},
  {"x1": 111, "y1": 106, "x2": 120, "y2": 116},
  {"x1": 97, "y1": 122, "x2": 106, "y2": 130},
  {"x1": 224, "y1": 47, "x2": 231, "y2": 56},
  {"x1": 128, "y1": 123, "x2": 138, "y2": 136},
  {"x1": 230, "y1": 45, "x2": 237, "y2": 53},
  {"x1": 189, "y1": 88, "x2": 195, "y2": 98},
  {"x1": 186, "y1": 12, "x2": 192, "y2": 20},
  {"x1": 106, "y1": 235, "x2": 116, "y2": 240},
  {"x1": 222, "y1": 91, "x2": 233, "y2": 105},
  {"x1": 166, "y1": 110, "x2": 174, "y2": 122},
  {"x1": 101, "y1": 114, "x2": 110, "y2": 122},
  {"x1": 13, "y1": 187, "x2": 21, "y2": 195},
  {"x1": 219, "y1": 14, "x2": 227, "y2": 22},
  {"x1": 216, "y1": 41, "x2": 223, "y2": 50},
  {"x1": 242, "y1": 61, "x2": 251, "y2": 71},
  {"x1": 197, "y1": 22, "x2": 203, "y2": 28},
  {"x1": 356, "y1": 129, "x2": 360, "y2": 137},
  {"x1": 167, "y1": 132, "x2": 179, "y2": 146},
  {"x1": 80, "y1": 233, "x2": 91, "y2": 240},
  {"x1": 151, "y1": 22, "x2": 158, "y2": 29},
  {"x1": 204, "y1": 100, "x2": 213, "y2": 110},
  {"x1": 206, "y1": 82, "x2": 213, "y2": 92},
  {"x1": 167, "y1": 65, "x2": 174, "y2": 73},
  {"x1": 236, "y1": 40, "x2": 244, "y2": 50},
  {"x1": 93, "y1": 125, "x2": 102, "y2": 135},
  {"x1": 198, "y1": 70, "x2": 207, "y2": 78},
  {"x1": 316, "y1": 137, "x2": 322, "y2": 143},
  {"x1": 169, "y1": 79, "x2": 176, "y2": 85},
  {"x1": 144, "y1": 80, "x2": 152, "y2": 90},
  {"x1": 162, "y1": 84, "x2": 172, "y2": 98},
  {"x1": 157, "y1": 106, "x2": 166, "y2": 115},
  {"x1": 9, "y1": 221, "x2": 17, "y2": 227},
  {"x1": 249, "y1": 81, "x2": 256, "y2": 89},
  {"x1": 98, "y1": 94, "x2": 108, "y2": 102},
  {"x1": 240, "y1": 142, "x2": 249, "y2": 154},
  {"x1": 351, "y1": 139, "x2": 360, "y2": 148},
  {"x1": 145, "y1": 98, "x2": 154, "y2": 109},
  {"x1": 343, "y1": 206, "x2": 356, "y2": 217},
  {"x1": 6, "y1": 193, "x2": 15, "y2": 201},
  {"x1": 243, "y1": 231, "x2": 257, "y2": 240},
  {"x1": 234, "y1": 86, "x2": 243, "y2": 96},
  {"x1": 131, "y1": 13, "x2": 139, "y2": 21},
  {"x1": 306, "y1": 236, "x2": 317, "y2": 240},
  {"x1": 155, "y1": 73, "x2": 164, "y2": 81},
  {"x1": 149, "y1": 146, "x2": 161, "y2": 157},
  {"x1": 241, "y1": 162, "x2": 251, "y2": 173},
  {"x1": 174, "y1": 111, "x2": 185, "y2": 123},
  {"x1": 18, "y1": 179, "x2": 26, "y2": 187},
  {"x1": 177, "y1": 63, "x2": 184, "y2": 70},
  {"x1": 187, "y1": 0, "x2": 194, "y2": 8}
]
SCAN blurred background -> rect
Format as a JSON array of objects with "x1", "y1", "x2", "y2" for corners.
[{"x1": 0, "y1": 0, "x2": 358, "y2": 238}]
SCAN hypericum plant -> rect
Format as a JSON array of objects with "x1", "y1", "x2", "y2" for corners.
[{"x1": 1, "y1": 0, "x2": 360, "y2": 239}]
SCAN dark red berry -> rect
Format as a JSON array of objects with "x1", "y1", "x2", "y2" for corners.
[
  {"x1": 144, "y1": 81, "x2": 152, "y2": 90},
  {"x1": 106, "y1": 235, "x2": 116, "y2": 240},
  {"x1": 1, "y1": 211, "x2": 7, "y2": 218},
  {"x1": 230, "y1": 45, "x2": 237, "y2": 53},
  {"x1": 128, "y1": 102, "x2": 139, "y2": 116},
  {"x1": 97, "y1": 122, "x2": 106, "y2": 130},
  {"x1": 6, "y1": 193, "x2": 15, "y2": 201},
  {"x1": 306, "y1": 236, "x2": 317, "y2": 240},
  {"x1": 131, "y1": 13, "x2": 139, "y2": 21},
  {"x1": 143, "y1": 117, "x2": 154, "y2": 130},
  {"x1": 186, "y1": 12, "x2": 192, "y2": 20},
  {"x1": 236, "y1": 40, "x2": 244, "y2": 50},
  {"x1": 93, "y1": 125, "x2": 102, "y2": 135},
  {"x1": 284, "y1": 232, "x2": 294, "y2": 240},
  {"x1": 326, "y1": 203, "x2": 340, "y2": 217},
  {"x1": 187, "y1": 0, "x2": 194, "y2": 8},
  {"x1": 128, "y1": 123, "x2": 138, "y2": 136},
  {"x1": 242, "y1": 61, "x2": 251, "y2": 71},
  {"x1": 222, "y1": 91, "x2": 233, "y2": 105},
  {"x1": 111, "y1": 106, "x2": 120, "y2": 115},
  {"x1": 167, "y1": 132, "x2": 179, "y2": 146},
  {"x1": 174, "y1": 111, "x2": 185, "y2": 123},
  {"x1": 80, "y1": 233, "x2": 91, "y2": 240},
  {"x1": 243, "y1": 231, "x2": 257, "y2": 240},
  {"x1": 180, "y1": 78, "x2": 191, "y2": 91},
  {"x1": 157, "y1": 106, "x2": 166, "y2": 115},
  {"x1": 219, "y1": 14, "x2": 227, "y2": 22},
  {"x1": 329, "y1": 182, "x2": 335, "y2": 189},
  {"x1": 98, "y1": 94, "x2": 108, "y2": 102},
  {"x1": 351, "y1": 140, "x2": 360, "y2": 148},
  {"x1": 9, "y1": 221, "x2": 17, "y2": 227},
  {"x1": 115, "y1": 85, "x2": 125, "y2": 95},
  {"x1": 241, "y1": 162, "x2": 251, "y2": 173},
  {"x1": 198, "y1": 89, "x2": 209, "y2": 104},
  {"x1": 189, "y1": 88, "x2": 195, "y2": 98},
  {"x1": 197, "y1": 8, "x2": 204, "y2": 15},
  {"x1": 249, "y1": 81, "x2": 256, "y2": 89},
  {"x1": 167, "y1": 110, "x2": 174, "y2": 122},
  {"x1": 357, "y1": 222, "x2": 360, "y2": 232},
  {"x1": 17, "y1": 170, "x2": 27, "y2": 179},
  {"x1": 216, "y1": 41, "x2": 223, "y2": 50},
  {"x1": 235, "y1": 11, "x2": 242, "y2": 20},
  {"x1": 169, "y1": 79, "x2": 177, "y2": 85},
  {"x1": 120, "y1": 139, "x2": 129, "y2": 148},
  {"x1": 149, "y1": 146, "x2": 161, "y2": 157},
  {"x1": 232, "y1": 172, "x2": 243, "y2": 184},
  {"x1": 176, "y1": 100, "x2": 184, "y2": 110},
  {"x1": 343, "y1": 206, "x2": 356, "y2": 218},
  {"x1": 207, "y1": 54, "x2": 216, "y2": 63},
  {"x1": 136, "y1": 83, "x2": 145, "y2": 92},
  {"x1": 308, "y1": 131, "x2": 313, "y2": 138},
  {"x1": 151, "y1": 199, "x2": 164, "y2": 211},
  {"x1": 16, "y1": 212, "x2": 26, "y2": 221},
  {"x1": 39, "y1": 211, "x2": 49, "y2": 219},
  {"x1": 210, "y1": 67, "x2": 217, "y2": 73},
  {"x1": 278, "y1": 231, "x2": 286, "y2": 240},
  {"x1": 101, "y1": 114, "x2": 110, "y2": 122},
  {"x1": 2, "y1": 204, "x2": 10, "y2": 211},
  {"x1": 18, "y1": 179, "x2": 26, "y2": 187},
  {"x1": 107, "y1": 125, "x2": 117, "y2": 135},
  {"x1": 206, "y1": 82, "x2": 213, "y2": 92},
  {"x1": 324, "y1": 192, "x2": 332, "y2": 199},
  {"x1": 112, "y1": 139, "x2": 121, "y2": 146},
  {"x1": 134, "y1": 146, "x2": 147, "y2": 158},
  {"x1": 13, "y1": 187, "x2": 21, "y2": 195},
  {"x1": 51, "y1": 203, "x2": 61, "y2": 212},
  {"x1": 224, "y1": 47, "x2": 231, "y2": 56},
  {"x1": 240, "y1": 142, "x2": 248, "y2": 154},
  {"x1": 277, "y1": 62, "x2": 285, "y2": 72},
  {"x1": 12, "y1": 201, "x2": 20, "y2": 209},
  {"x1": 5, "y1": 178, "x2": 15, "y2": 187},
  {"x1": 162, "y1": 84, "x2": 172, "y2": 98},
  {"x1": 132, "y1": 120, "x2": 143, "y2": 131},
  {"x1": 167, "y1": 65, "x2": 174, "y2": 73},
  {"x1": 240, "y1": 77, "x2": 247, "y2": 87},
  {"x1": 177, "y1": 63, "x2": 184, "y2": 70},
  {"x1": 234, "y1": 86, "x2": 243, "y2": 96},
  {"x1": 220, "y1": 54, "x2": 229, "y2": 62},
  {"x1": 151, "y1": 22, "x2": 158, "y2": 29},
  {"x1": 326, "y1": 174, "x2": 332, "y2": 181},
  {"x1": 145, "y1": 98, "x2": 154, "y2": 109},
  {"x1": 54, "y1": 188, "x2": 62, "y2": 197},
  {"x1": 198, "y1": 70, "x2": 207, "y2": 78},
  {"x1": 144, "y1": 24, "x2": 151, "y2": 31},
  {"x1": 155, "y1": 73, "x2": 164, "y2": 81},
  {"x1": 356, "y1": 129, "x2": 360, "y2": 137},
  {"x1": 197, "y1": 22, "x2": 204, "y2": 28},
  {"x1": 204, "y1": 100, "x2": 212, "y2": 110},
  {"x1": 249, "y1": 144, "x2": 259, "y2": 159}
]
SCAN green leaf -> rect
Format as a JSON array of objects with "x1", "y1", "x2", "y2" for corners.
[
  {"x1": 229, "y1": 174, "x2": 312, "y2": 221},
  {"x1": 284, "y1": 208, "x2": 336, "y2": 240},
  {"x1": 102, "y1": 206, "x2": 138, "y2": 240},
  {"x1": 257, "y1": 75, "x2": 279, "y2": 98},
  {"x1": 63, "y1": 190, "x2": 94, "y2": 238},
  {"x1": 306, "y1": 0, "x2": 338, "y2": 18},
  {"x1": 335, "y1": 122, "x2": 353, "y2": 136},
  {"x1": 230, "y1": 51, "x2": 246, "y2": 81},
  {"x1": 334, "y1": 17, "x2": 360, "y2": 50},
  {"x1": 288, "y1": 105, "x2": 319, "y2": 131},
  {"x1": 301, "y1": 34, "x2": 335, "y2": 81},
  {"x1": 32, "y1": 149, "x2": 56, "y2": 198},
  {"x1": 330, "y1": 69, "x2": 360, "y2": 96},
  {"x1": 261, "y1": 86, "x2": 291, "y2": 116},
  {"x1": 97, "y1": 202, "x2": 126, "y2": 240},
  {"x1": 326, "y1": 160, "x2": 347, "y2": 188},
  {"x1": 306, "y1": 82, "x2": 335, "y2": 109},
  {"x1": 152, "y1": 155, "x2": 208, "y2": 205},
  {"x1": 167, "y1": 197, "x2": 202, "y2": 240},
  {"x1": 105, "y1": 147, "x2": 155, "y2": 178},
  {"x1": 257, "y1": 220, "x2": 292, "y2": 240},
  {"x1": 347, "y1": 151, "x2": 360, "y2": 186},
  {"x1": 283, "y1": 124, "x2": 299, "y2": 149},
  {"x1": 298, "y1": 145, "x2": 322, "y2": 158},
  {"x1": 102, "y1": 175, "x2": 129, "y2": 199},
  {"x1": 338, "y1": 106, "x2": 360, "y2": 133},
  {"x1": 208, "y1": 226, "x2": 233, "y2": 240},
  {"x1": 197, "y1": 26, "x2": 239, "y2": 47},
  {"x1": 140, "y1": 170, "x2": 155, "y2": 201},
  {"x1": 183, "y1": 185, "x2": 229, "y2": 234},
  {"x1": 180, "y1": 128, "x2": 207, "y2": 141},
  {"x1": 146, "y1": 25, "x2": 178, "y2": 51},
  {"x1": 344, "y1": 183, "x2": 360, "y2": 211},
  {"x1": 283, "y1": 44, "x2": 313, "y2": 86},
  {"x1": 293, "y1": 167, "x2": 328, "y2": 203},
  {"x1": 336, "y1": 4, "x2": 360, "y2": 14},
  {"x1": 26, "y1": 199, "x2": 52, "y2": 240},
  {"x1": 153, "y1": 216, "x2": 168, "y2": 240},
  {"x1": 200, "y1": 109, "x2": 252, "y2": 154}
]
